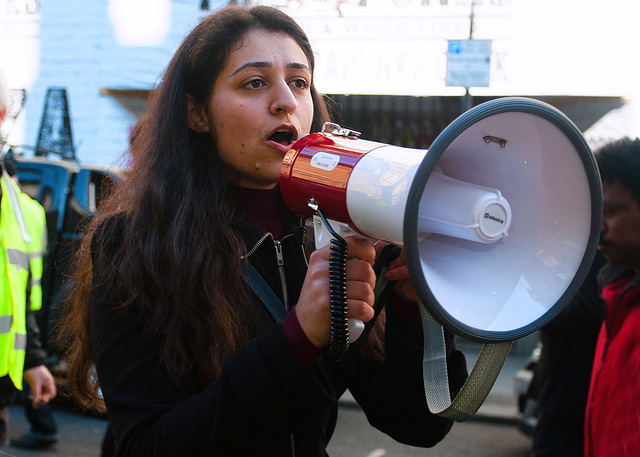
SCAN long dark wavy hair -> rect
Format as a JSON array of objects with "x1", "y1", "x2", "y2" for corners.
[{"x1": 58, "y1": 4, "x2": 332, "y2": 410}]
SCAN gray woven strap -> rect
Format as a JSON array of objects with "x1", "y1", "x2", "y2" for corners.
[{"x1": 419, "y1": 303, "x2": 513, "y2": 422}]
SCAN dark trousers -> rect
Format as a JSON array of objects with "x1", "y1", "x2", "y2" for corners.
[
  {"x1": 0, "y1": 377, "x2": 19, "y2": 446},
  {"x1": 532, "y1": 410, "x2": 584, "y2": 457},
  {"x1": 0, "y1": 408, "x2": 8, "y2": 446},
  {"x1": 18, "y1": 384, "x2": 57, "y2": 436}
]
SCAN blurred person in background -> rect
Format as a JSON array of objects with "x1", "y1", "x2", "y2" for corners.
[
  {"x1": 0, "y1": 65, "x2": 57, "y2": 448},
  {"x1": 585, "y1": 137, "x2": 640, "y2": 457},
  {"x1": 530, "y1": 251, "x2": 605, "y2": 457},
  {"x1": 2, "y1": 156, "x2": 59, "y2": 449}
]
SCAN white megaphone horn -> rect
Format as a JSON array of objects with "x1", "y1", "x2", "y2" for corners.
[
  {"x1": 280, "y1": 97, "x2": 602, "y2": 420},
  {"x1": 280, "y1": 97, "x2": 602, "y2": 343}
]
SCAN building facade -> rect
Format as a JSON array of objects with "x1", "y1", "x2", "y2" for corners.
[{"x1": 0, "y1": 0, "x2": 638, "y2": 165}]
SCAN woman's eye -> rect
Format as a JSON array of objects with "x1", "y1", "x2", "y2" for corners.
[
  {"x1": 245, "y1": 79, "x2": 265, "y2": 89},
  {"x1": 290, "y1": 78, "x2": 309, "y2": 90}
]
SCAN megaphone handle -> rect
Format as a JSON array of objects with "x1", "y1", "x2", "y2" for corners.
[
  {"x1": 325, "y1": 235, "x2": 365, "y2": 356},
  {"x1": 307, "y1": 200, "x2": 362, "y2": 361},
  {"x1": 325, "y1": 233, "x2": 350, "y2": 361},
  {"x1": 419, "y1": 304, "x2": 513, "y2": 421}
]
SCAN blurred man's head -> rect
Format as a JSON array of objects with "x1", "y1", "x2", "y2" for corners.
[
  {"x1": 0, "y1": 65, "x2": 8, "y2": 124},
  {"x1": 595, "y1": 137, "x2": 640, "y2": 273}
]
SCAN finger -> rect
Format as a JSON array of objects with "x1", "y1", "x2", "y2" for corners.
[
  {"x1": 388, "y1": 250, "x2": 407, "y2": 270},
  {"x1": 346, "y1": 298, "x2": 376, "y2": 322},
  {"x1": 30, "y1": 382, "x2": 43, "y2": 399},
  {"x1": 308, "y1": 243, "x2": 333, "y2": 262},
  {"x1": 33, "y1": 387, "x2": 56, "y2": 409},
  {"x1": 345, "y1": 259, "x2": 376, "y2": 286},
  {"x1": 43, "y1": 380, "x2": 57, "y2": 400},
  {"x1": 40, "y1": 392, "x2": 55, "y2": 404},
  {"x1": 373, "y1": 240, "x2": 388, "y2": 257},
  {"x1": 344, "y1": 237, "x2": 376, "y2": 264},
  {"x1": 30, "y1": 390, "x2": 43, "y2": 409},
  {"x1": 346, "y1": 278, "x2": 375, "y2": 304},
  {"x1": 385, "y1": 264, "x2": 410, "y2": 281}
]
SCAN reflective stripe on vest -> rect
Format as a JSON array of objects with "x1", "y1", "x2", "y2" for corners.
[
  {"x1": 1, "y1": 173, "x2": 30, "y2": 244},
  {"x1": 17, "y1": 192, "x2": 47, "y2": 312},
  {"x1": 1, "y1": 172, "x2": 30, "y2": 389},
  {"x1": 0, "y1": 315, "x2": 12, "y2": 333},
  {"x1": 14, "y1": 333, "x2": 26, "y2": 351},
  {"x1": 7, "y1": 248, "x2": 29, "y2": 270}
]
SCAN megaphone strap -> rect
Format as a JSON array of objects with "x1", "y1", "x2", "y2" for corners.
[
  {"x1": 245, "y1": 263, "x2": 288, "y2": 323},
  {"x1": 419, "y1": 304, "x2": 512, "y2": 422}
]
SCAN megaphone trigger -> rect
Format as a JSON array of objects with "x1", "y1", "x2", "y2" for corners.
[{"x1": 349, "y1": 318, "x2": 365, "y2": 341}]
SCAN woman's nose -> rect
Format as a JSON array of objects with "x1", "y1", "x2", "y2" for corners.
[
  {"x1": 600, "y1": 218, "x2": 607, "y2": 235},
  {"x1": 270, "y1": 82, "x2": 297, "y2": 115}
]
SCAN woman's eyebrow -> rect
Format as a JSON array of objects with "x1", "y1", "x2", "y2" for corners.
[{"x1": 231, "y1": 61, "x2": 310, "y2": 76}]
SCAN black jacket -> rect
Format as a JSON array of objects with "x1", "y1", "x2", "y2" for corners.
[
  {"x1": 90, "y1": 215, "x2": 468, "y2": 456},
  {"x1": 533, "y1": 251, "x2": 606, "y2": 423}
]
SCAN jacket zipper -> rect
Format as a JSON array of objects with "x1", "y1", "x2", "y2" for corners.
[
  {"x1": 274, "y1": 233, "x2": 296, "y2": 456},
  {"x1": 273, "y1": 239, "x2": 290, "y2": 310},
  {"x1": 242, "y1": 232, "x2": 296, "y2": 456},
  {"x1": 242, "y1": 232, "x2": 271, "y2": 260},
  {"x1": 243, "y1": 232, "x2": 294, "y2": 310}
]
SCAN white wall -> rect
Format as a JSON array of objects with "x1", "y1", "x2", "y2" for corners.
[{"x1": 15, "y1": 0, "x2": 217, "y2": 165}]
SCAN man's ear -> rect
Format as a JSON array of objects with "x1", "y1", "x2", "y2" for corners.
[
  {"x1": 0, "y1": 107, "x2": 6, "y2": 124},
  {"x1": 186, "y1": 95, "x2": 210, "y2": 133}
]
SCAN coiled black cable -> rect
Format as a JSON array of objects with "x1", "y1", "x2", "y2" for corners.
[
  {"x1": 307, "y1": 198, "x2": 350, "y2": 361},
  {"x1": 327, "y1": 234, "x2": 349, "y2": 360}
]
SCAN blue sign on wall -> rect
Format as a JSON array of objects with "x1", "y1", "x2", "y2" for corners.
[{"x1": 446, "y1": 40, "x2": 492, "y2": 88}]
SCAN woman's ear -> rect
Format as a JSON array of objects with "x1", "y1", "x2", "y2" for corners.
[{"x1": 186, "y1": 95, "x2": 210, "y2": 133}]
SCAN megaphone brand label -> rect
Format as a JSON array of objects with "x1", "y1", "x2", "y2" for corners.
[
  {"x1": 310, "y1": 152, "x2": 340, "y2": 172},
  {"x1": 484, "y1": 213, "x2": 504, "y2": 224}
]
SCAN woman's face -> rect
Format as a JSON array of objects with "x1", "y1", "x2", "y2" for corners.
[{"x1": 201, "y1": 29, "x2": 314, "y2": 189}]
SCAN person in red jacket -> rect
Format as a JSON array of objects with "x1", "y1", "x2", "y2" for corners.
[{"x1": 585, "y1": 137, "x2": 640, "y2": 457}]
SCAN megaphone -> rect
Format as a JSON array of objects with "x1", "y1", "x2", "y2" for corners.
[{"x1": 280, "y1": 97, "x2": 602, "y2": 344}]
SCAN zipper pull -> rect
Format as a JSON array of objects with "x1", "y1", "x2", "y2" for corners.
[{"x1": 274, "y1": 240, "x2": 284, "y2": 266}]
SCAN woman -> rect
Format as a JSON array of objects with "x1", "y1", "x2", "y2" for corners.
[{"x1": 59, "y1": 5, "x2": 467, "y2": 456}]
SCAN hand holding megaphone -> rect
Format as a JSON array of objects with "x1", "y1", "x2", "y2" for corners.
[
  {"x1": 308, "y1": 203, "x2": 420, "y2": 348},
  {"x1": 294, "y1": 231, "x2": 376, "y2": 351}
]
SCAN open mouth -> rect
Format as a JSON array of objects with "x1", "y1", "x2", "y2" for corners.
[{"x1": 268, "y1": 130, "x2": 294, "y2": 146}]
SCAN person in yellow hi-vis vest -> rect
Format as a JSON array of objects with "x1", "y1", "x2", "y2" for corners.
[
  {"x1": 0, "y1": 66, "x2": 56, "y2": 448},
  {"x1": 3, "y1": 156, "x2": 60, "y2": 449},
  {"x1": 2, "y1": 157, "x2": 47, "y2": 314},
  {"x1": 20, "y1": 194, "x2": 47, "y2": 316}
]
